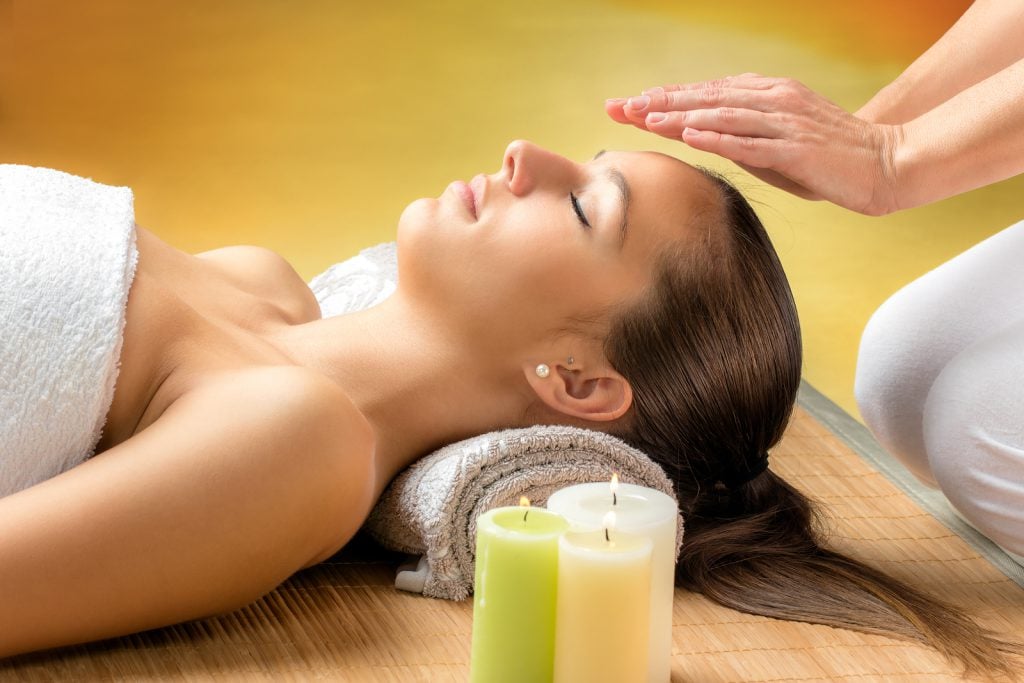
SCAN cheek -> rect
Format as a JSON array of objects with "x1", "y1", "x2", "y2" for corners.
[{"x1": 493, "y1": 246, "x2": 598, "y2": 325}]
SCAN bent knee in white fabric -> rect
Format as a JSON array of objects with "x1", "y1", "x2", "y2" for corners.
[
  {"x1": 856, "y1": 218, "x2": 1024, "y2": 488},
  {"x1": 856, "y1": 291, "x2": 943, "y2": 487},
  {"x1": 923, "y1": 318, "x2": 1024, "y2": 559}
]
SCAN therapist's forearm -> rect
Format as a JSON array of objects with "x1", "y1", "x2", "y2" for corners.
[
  {"x1": 857, "y1": 0, "x2": 1024, "y2": 125},
  {"x1": 892, "y1": 57, "x2": 1024, "y2": 211}
]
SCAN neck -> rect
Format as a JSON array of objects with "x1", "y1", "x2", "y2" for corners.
[{"x1": 270, "y1": 295, "x2": 529, "y2": 491}]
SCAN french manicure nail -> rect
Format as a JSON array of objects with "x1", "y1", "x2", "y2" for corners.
[
  {"x1": 647, "y1": 112, "x2": 667, "y2": 124},
  {"x1": 683, "y1": 127, "x2": 702, "y2": 137},
  {"x1": 627, "y1": 95, "x2": 650, "y2": 110},
  {"x1": 605, "y1": 98, "x2": 627, "y2": 106}
]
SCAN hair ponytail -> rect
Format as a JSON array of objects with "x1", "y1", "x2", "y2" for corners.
[{"x1": 683, "y1": 471, "x2": 1022, "y2": 678}]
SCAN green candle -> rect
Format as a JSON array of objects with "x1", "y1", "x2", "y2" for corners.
[{"x1": 469, "y1": 500, "x2": 569, "y2": 683}]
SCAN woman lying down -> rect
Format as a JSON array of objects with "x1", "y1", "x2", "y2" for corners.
[{"x1": 0, "y1": 142, "x2": 1020, "y2": 676}]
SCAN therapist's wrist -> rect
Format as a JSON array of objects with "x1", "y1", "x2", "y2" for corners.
[
  {"x1": 862, "y1": 123, "x2": 907, "y2": 216},
  {"x1": 855, "y1": 81, "x2": 915, "y2": 126}
]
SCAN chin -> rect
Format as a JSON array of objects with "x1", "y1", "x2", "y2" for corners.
[
  {"x1": 397, "y1": 196, "x2": 435, "y2": 235},
  {"x1": 396, "y1": 197, "x2": 436, "y2": 254},
  {"x1": 395, "y1": 197, "x2": 441, "y2": 291},
  {"x1": 395, "y1": 197, "x2": 479, "y2": 309}
]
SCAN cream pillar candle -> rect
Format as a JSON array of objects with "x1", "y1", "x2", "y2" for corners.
[
  {"x1": 553, "y1": 510, "x2": 653, "y2": 683},
  {"x1": 546, "y1": 478, "x2": 679, "y2": 683}
]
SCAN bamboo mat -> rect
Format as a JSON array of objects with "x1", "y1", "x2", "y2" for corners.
[{"x1": 3, "y1": 403, "x2": 1022, "y2": 682}]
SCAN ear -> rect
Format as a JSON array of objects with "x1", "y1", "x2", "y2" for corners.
[{"x1": 523, "y1": 361, "x2": 633, "y2": 422}]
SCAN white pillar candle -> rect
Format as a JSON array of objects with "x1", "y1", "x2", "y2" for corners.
[
  {"x1": 546, "y1": 480, "x2": 679, "y2": 683},
  {"x1": 553, "y1": 511, "x2": 652, "y2": 683}
]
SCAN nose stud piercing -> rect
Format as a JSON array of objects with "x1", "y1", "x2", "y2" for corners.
[{"x1": 568, "y1": 356, "x2": 574, "y2": 366}]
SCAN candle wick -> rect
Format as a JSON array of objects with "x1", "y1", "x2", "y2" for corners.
[
  {"x1": 613, "y1": 492, "x2": 617, "y2": 506},
  {"x1": 523, "y1": 509, "x2": 529, "y2": 522},
  {"x1": 604, "y1": 527, "x2": 610, "y2": 542}
]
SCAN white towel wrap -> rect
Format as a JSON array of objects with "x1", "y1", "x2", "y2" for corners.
[{"x1": 1, "y1": 164, "x2": 138, "y2": 497}]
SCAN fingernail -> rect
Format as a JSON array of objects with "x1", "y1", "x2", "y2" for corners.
[
  {"x1": 683, "y1": 127, "x2": 701, "y2": 137},
  {"x1": 642, "y1": 86, "x2": 664, "y2": 96},
  {"x1": 627, "y1": 95, "x2": 650, "y2": 110},
  {"x1": 647, "y1": 112, "x2": 667, "y2": 124},
  {"x1": 605, "y1": 97, "x2": 627, "y2": 106}
]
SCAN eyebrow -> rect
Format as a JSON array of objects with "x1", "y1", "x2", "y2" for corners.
[{"x1": 592, "y1": 150, "x2": 630, "y2": 247}]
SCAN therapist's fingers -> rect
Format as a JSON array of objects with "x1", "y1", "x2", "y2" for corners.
[
  {"x1": 643, "y1": 108, "x2": 784, "y2": 140},
  {"x1": 649, "y1": 74, "x2": 782, "y2": 95},
  {"x1": 604, "y1": 98, "x2": 636, "y2": 125},
  {"x1": 607, "y1": 75, "x2": 788, "y2": 128},
  {"x1": 628, "y1": 85, "x2": 783, "y2": 123},
  {"x1": 604, "y1": 98, "x2": 629, "y2": 123},
  {"x1": 678, "y1": 129, "x2": 791, "y2": 171},
  {"x1": 607, "y1": 74, "x2": 788, "y2": 113},
  {"x1": 629, "y1": 76, "x2": 815, "y2": 122},
  {"x1": 658, "y1": 86, "x2": 779, "y2": 114},
  {"x1": 622, "y1": 95, "x2": 656, "y2": 126},
  {"x1": 608, "y1": 90, "x2": 777, "y2": 132},
  {"x1": 605, "y1": 97, "x2": 652, "y2": 131},
  {"x1": 643, "y1": 73, "x2": 782, "y2": 96}
]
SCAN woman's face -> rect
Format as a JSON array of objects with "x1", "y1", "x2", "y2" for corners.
[{"x1": 396, "y1": 140, "x2": 718, "y2": 353}]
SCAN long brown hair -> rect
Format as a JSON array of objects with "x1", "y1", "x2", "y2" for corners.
[{"x1": 606, "y1": 168, "x2": 1022, "y2": 678}]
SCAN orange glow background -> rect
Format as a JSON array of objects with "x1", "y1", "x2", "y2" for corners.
[{"x1": 6, "y1": 0, "x2": 1020, "y2": 423}]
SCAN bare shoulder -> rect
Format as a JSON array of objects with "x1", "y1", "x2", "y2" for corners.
[
  {"x1": 133, "y1": 363, "x2": 379, "y2": 554},
  {"x1": 194, "y1": 242, "x2": 289, "y2": 273},
  {"x1": 191, "y1": 242, "x2": 322, "y2": 323},
  {"x1": 162, "y1": 365, "x2": 378, "y2": 567},
  {"x1": 174, "y1": 365, "x2": 372, "y2": 445},
  {"x1": 181, "y1": 364, "x2": 377, "y2": 536},
  {"x1": 194, "y1": 243, "x2": 304, "y2": 294}
]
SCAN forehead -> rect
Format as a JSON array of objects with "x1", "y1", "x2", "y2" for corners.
[
  {"x1": 592, "y1": 149, "x2": 712, "y2": 201},
  {"x1": 592, "y1": 150, "x2": 721, "y2": 255}
]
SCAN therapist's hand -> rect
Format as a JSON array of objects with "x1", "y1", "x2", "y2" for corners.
[{"x1": 606, "y1": 75, "x2": 905, "y2": 216}]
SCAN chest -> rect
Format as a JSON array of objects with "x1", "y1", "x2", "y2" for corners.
[{"x1": 93, "y1": 226, "x2": 322, "y2": 454}]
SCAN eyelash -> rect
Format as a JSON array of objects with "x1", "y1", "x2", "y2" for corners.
[{"x1": 570, "y1": 192, "x2": 591, "y2": 229}]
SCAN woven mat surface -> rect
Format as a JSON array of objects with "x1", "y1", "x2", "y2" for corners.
[{"x1": 2, "y1": 405, "x2": 1022, "y2": 682}]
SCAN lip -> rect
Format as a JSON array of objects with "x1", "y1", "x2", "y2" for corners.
[
  {"x1": 469, "y1": 173, "x2": 486, "y2": 215},
  {"x1": 451, "y1": 180, "x2": 477, "y2": 220}
]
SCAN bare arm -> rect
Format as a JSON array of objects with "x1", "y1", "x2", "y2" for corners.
[
  {"x1": 857, "y1": 0, "x2": 1024, "y2": 124},
  {"x1": 0, "y1": 366, "x2": 376, "y2": 659},
  {"x1": 893, "y1": 56, "x2": 1024, "y2": 211}
]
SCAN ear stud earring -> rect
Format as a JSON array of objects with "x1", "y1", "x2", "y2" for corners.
[{"x1": 535, "y1": 364, "x2": 550, "y2": 378}]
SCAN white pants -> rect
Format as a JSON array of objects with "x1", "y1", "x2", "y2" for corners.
[{"x1": 855, "y1": 219, "x2": 1024, "y2": 562}]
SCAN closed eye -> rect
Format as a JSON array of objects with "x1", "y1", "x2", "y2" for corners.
[{"x1": 570, "y1": 192, "x2": 591, "y2": 229}]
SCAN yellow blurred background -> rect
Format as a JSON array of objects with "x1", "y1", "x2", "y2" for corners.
[{"x1": 3, "y1": 0, "x2": 1021, "y2": 422}]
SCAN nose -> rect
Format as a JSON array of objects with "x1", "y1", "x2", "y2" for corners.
[{"x1": 501, "y1": 139, "x2": 574, "y2": 197}]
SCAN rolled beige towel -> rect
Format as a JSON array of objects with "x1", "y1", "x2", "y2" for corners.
[{"x1": 361, "y1": 425, "x2": 685, "y2": 600}]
